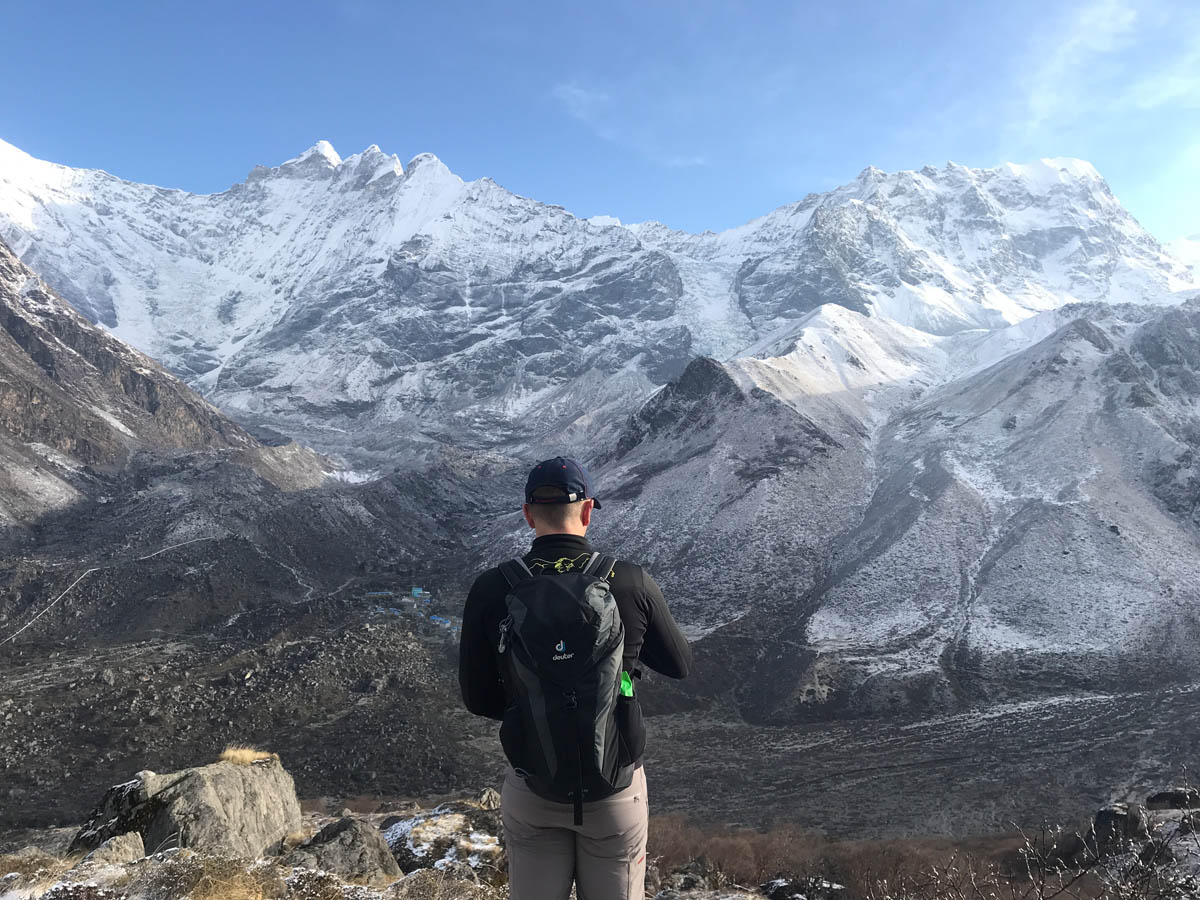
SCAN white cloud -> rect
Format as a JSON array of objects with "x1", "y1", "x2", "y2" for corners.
[
  {"x1": 1023, "y1": 0, "x2": 1139, "y2": 128},
  {"x1": 1125, "y1": 48, "x2": 1200, "y2": 109},
  {"x1": 550, "y1": 79, "x2": 708, "y2": 168},
  {"x1": 552, "y1": 81, "x2": 611, "y2": 125},
  {"x1": 664, "y1": 154, "x2": 708, "y2": 168}
]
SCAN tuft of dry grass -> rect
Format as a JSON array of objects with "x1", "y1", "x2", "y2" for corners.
[
  {"x1": 219, "y1": 745, "x2": 282, "y2": 766},
  {"x1": 0, "y1": 849, "x2": 84, "y2": 892},
  {"x1": 134, "y1": 853, "x2": 286, "y2": 900},
  {"x1": 382, "y1": 868, "x2": 505, "y2": 899},
  {"x1": 281, "y1": 869, "x2": 351, "y2": 900}
]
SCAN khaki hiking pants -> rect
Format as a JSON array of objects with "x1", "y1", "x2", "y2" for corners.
[{"x1": 502, "y1": 765, "x2": 648, "y2": 900}]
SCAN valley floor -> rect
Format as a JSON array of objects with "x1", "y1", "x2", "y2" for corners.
[{"x1": 647, "y1": 683, "x2": 1200, "y2": 837}]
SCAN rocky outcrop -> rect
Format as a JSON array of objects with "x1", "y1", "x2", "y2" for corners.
[
  {"x1": 1147, "y1": 788, "x2": 1200, "y2": 810},
  {"x1": 82, "y1": 832, "x2": 145, "y2": 866},
  {"x1": 1092, "y1": 802, "x2": 1151, "y2": 857},
  {"x1": 284, "y1": 816, "x2": 400, "y2": 887},
  {"x1": 382, "y1": 799, "x2": 503, "y2": 883},
  {"x1": 69, "y1": 758, "x2": 301, "y2": 858}
]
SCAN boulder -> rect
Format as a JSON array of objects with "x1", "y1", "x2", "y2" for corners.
[
  {"x1": 382, "y1": 799, "x2": 504, "y2": 884},
  {"x1": 762, "y1": 876, "x2": 847, "y2": 900},
  {"x1": 660, "y1": 856, "x2": 722, "y2": 893},
  {"x1": 83, "y1": 832, "x2": 145, "y2": 866},
  {"x1": 1092, "y1": 803, "x2": 1149, "y2": 856},
  {"x1": 69, "y1": 758, "x2": 301, "y2": 858},
  {"x1": 284, "y1": 816, "x2": 401, "y2": 887},
  {"x1": 1147, "y1": 788, "x2": 1200, "y2": 810}
]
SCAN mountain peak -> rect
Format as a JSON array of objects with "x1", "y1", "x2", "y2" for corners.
[
  {"x1": 280, "y1": 140, "x2": 343, "y2": 170},
  {"x1": 402, "y1": 153, "x2": 462, "y2": 190},
  {"x1": 1001, "y1": 157, "x2": 1102, "y2": 186},
  {"x1": 404, "y1": 152, "x2": 449, "y2": 174}
]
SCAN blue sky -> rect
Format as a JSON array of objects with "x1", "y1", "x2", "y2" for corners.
[{"x1": 3, "y1": 0, "x2": 1197, "y2": 240}]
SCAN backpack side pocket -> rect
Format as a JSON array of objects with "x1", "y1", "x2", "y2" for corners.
[{"x1": 615, "y1": 694, "x2": 646, "y2": 765}]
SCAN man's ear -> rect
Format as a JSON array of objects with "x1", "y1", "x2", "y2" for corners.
[
  {"x1": 522, "y1": 503, "x2": 536, "y2": 529},
  {"x1": 580, "y1": 499, "x2": 594, "y2": 528}
]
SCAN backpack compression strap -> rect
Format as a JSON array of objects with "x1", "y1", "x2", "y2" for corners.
[
  {"x1": 582, "y1": 553, "x2": 616, "y2": 580},
  {"x1": 498, "y1": 558, "x2": 535, "y2": 589}
]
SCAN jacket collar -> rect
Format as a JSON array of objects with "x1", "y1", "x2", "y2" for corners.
[{"x1": 529, "y1": 533, "x2": 592, "y2": 554}]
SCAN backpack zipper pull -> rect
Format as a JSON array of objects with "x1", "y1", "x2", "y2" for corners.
[
  {"x1": 497, "y1": 615, "x2": 513, "y2": 653},
  {"x1": 564, "y1": 690, "x2": 578, "y2": 710}
]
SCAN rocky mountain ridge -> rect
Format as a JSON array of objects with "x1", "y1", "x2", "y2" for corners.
[
  {"x1": 0, "y1": 238, "x2": 326, "y2": 537},
  {"x1": 0, "y1": 138, "x2": 1192, "y2": 465}
]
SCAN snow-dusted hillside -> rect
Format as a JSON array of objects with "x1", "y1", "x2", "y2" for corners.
[
  {"x1": 0, "y1": 237, "x2": 327, "y2": 534},
  {"x1": 0, "y1": 138, "x2": 1192, "y2": 465},
  {"x1": 572, "y1": 297, "x2": 1200, "y2": 724}
]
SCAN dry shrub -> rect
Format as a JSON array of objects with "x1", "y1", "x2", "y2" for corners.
[
  {"x1": 219, "y1": 745, "x2": 281, "y2": 766},
  {"x1": 283, "y1": 869, "x2": 353, "y2": 900},
  {"x1": 37, "y1": 884, "x2": 126, "y2": 899},
  {"x1": 135, "y1": 853, "x2": 285, "y2": 900},
  {"x1": 648, "y1": 814, "x2": 823, "y2": 883},
  {"x1": 818, "y1": 837, "x2": 983, "y2": 898},
  {"x1": 0, "y1": 849, "x2": 83, "y2": 892},
  {"x1": 383, "y1": 868, "x2": 505, "y2": 899},
  {"x1": 647, "y1": 815, "x2": 1041, "y2": 894},
  {"x1": 0, "y1": 849, "x2": 69, "y2": 878}
]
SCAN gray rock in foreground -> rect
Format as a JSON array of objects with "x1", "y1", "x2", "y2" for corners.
[
  {"x1": 69, "y1": 758, "x2": 301, "y2": 858},
  {"x1": 283, "y1": 816, "x2": 400, "y2": 887},
  {"x1": 83, "y1": 831, "x2": 145, "y2": 866}
]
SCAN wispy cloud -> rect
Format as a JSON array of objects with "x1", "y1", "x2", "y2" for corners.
[
  {"x1": 552, "y1": 81, "x2": 612, "y2": 129},
  {"x1": 551, "y1": 78, "x2": 707, "y2": 168},
  {"x1": 664, "y1": 154, "x2": 708, "y2": 168},
  {"x1": 1124, "y1": 47, "x2": 1200, "y2": 109},
  {"x1": 1022, "y1": 0, "x2": 1139, "y2": 129}
]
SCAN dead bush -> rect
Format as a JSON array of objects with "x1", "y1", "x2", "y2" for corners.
[
  {"x1": 648, "y1": 814, "x2": 824, "y2": 883},
  {"x1": 382, "y1": 868, "x2": 505, "y2": 899},
  {"x1": 134, "y1": 853, "x2": 286, "y2": 900},
  {"x1": 0, "y1": 849, "x2": 82, "y2": 893},
  {"x1": 282, "y1": 869, "x2": 353, "y2": 900},
  {"x1": 0, "y1": 849, "x2": 70, "y2": 878}
]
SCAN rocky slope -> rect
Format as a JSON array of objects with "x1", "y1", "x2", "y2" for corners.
[
  {"x1": 568, "y1": 297, "x2": 1200, "y2": 728},
  {"x1": 0, "y1": 237, "x2": 326, "y2": 537}
]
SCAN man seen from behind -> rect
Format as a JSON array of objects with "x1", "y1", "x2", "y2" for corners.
[{"x1": 459, "y1": 457, "x2": 692, "y2": 900}]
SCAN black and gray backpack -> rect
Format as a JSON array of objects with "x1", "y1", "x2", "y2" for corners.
[{"x1": 496, "y1": 552, "x2": 636, "y2": 824}]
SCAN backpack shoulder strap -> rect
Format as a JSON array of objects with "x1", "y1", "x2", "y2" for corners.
[
  {"x1": 583, "y1": 553, "x2": 617, "y2": 580},
  {"x1": 498, "y1": 558, "x2": 535, "y2": 589}
]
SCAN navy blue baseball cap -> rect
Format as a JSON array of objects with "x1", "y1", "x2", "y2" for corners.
[{"x1": 525, "y1": 457, "x2": 602, "y2": 509}]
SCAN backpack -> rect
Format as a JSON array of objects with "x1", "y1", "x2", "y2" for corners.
[{"x1": 496, "y1": 551, "x2": 635, "y2": 825}]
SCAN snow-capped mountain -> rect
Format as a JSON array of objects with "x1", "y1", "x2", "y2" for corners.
[
  {"x1": 575, "y1": 297, "x2": 1200, "y2": 724},
  {"x1": 0, "y1": 236, "x2": 326, "y2": 535},
  {"x1": 0, "y1": 138, "x2": 1192, "y2": 464}
]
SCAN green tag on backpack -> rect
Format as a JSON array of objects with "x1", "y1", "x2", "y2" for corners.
[{"x1": 619, "y1": 670, "x2": 634, "y2": 697}]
